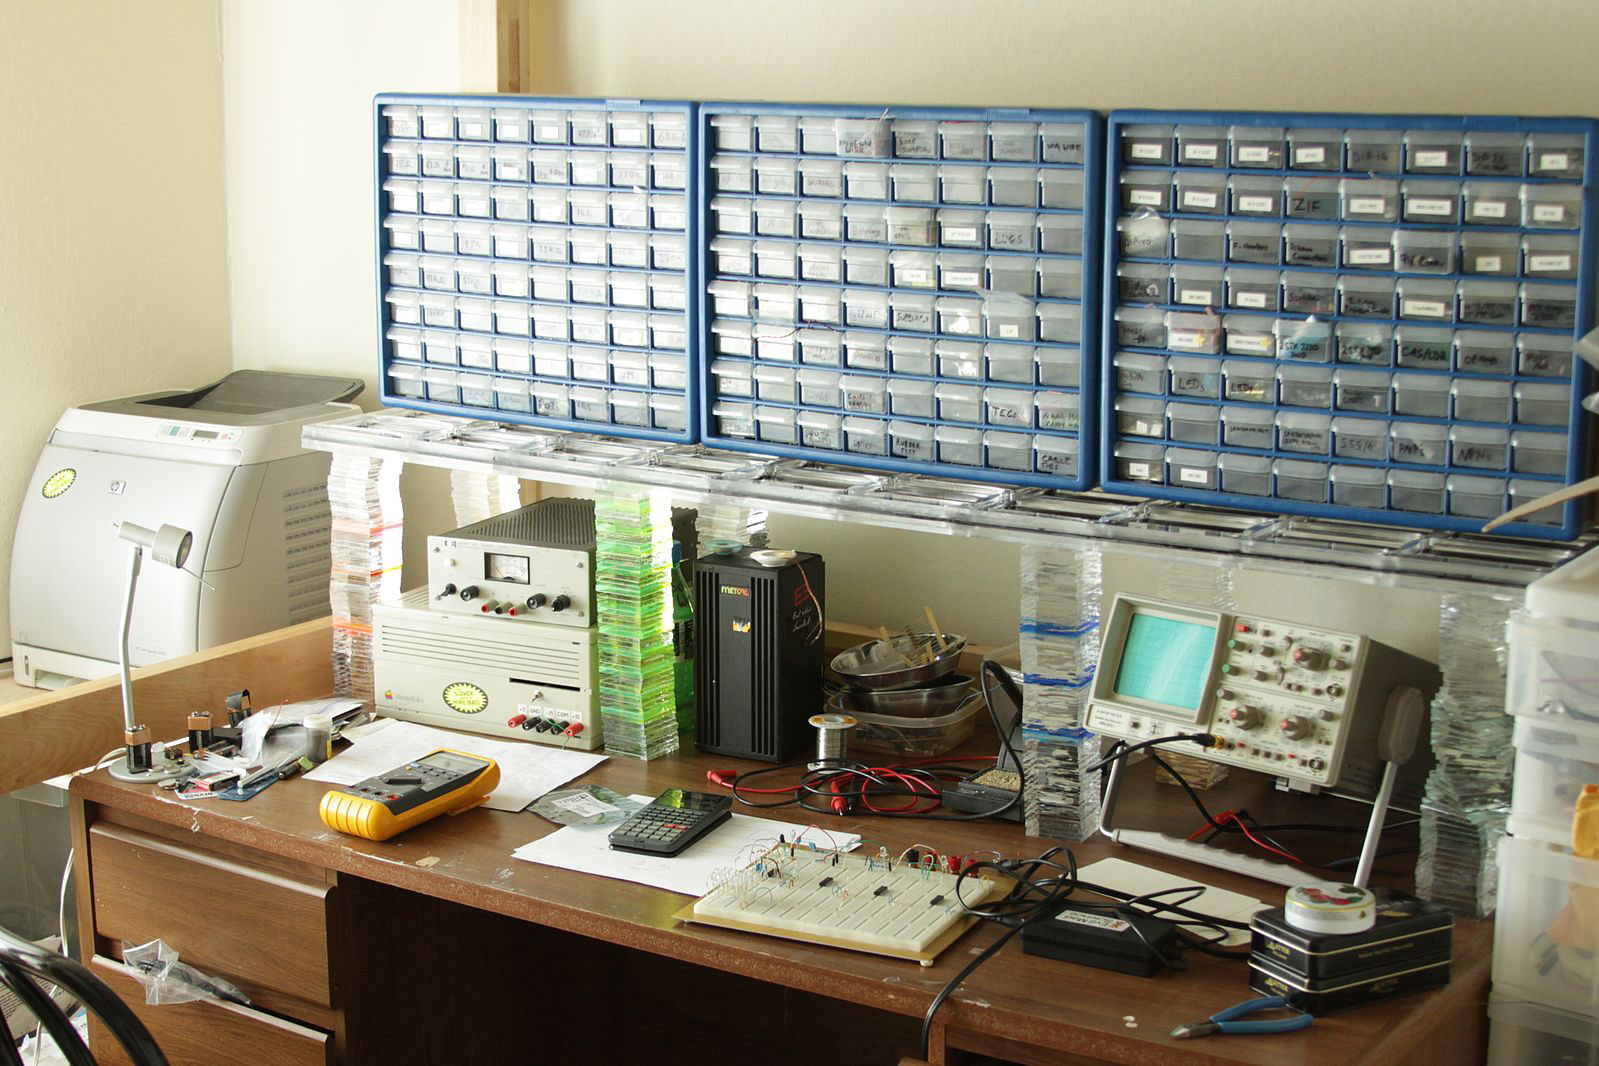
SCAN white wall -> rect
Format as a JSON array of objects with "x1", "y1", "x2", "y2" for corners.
[
  {"x1": 216, "y1": 0, "x2": 1599, "y2": 651},
  {"x1": 0, "y1": 1, "x2": 232, "y2": 643},
  {"x1": 514, "y1": 0, "x2": 1599, "y2": 650},
  {"x1": 220, "y1": 0, "x2": 468, "y2": 570}
]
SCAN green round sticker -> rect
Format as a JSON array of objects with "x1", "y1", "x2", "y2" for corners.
[
  {"x1": 41, "y1": 469, "x2": 76, "y2": 498},
  {"x1": 442, "y1": 682, "x2": 488, "y2": 715}
]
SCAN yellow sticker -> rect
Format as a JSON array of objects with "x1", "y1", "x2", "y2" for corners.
[
  {"x1": 442, "y1": 682, "x2": 488, "y2": 714},
  {"x1": 41, "y1": 468, "x2": 76, "y2": 498}
]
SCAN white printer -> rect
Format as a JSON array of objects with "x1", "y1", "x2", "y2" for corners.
[{"x1": 9, "y1": 371, "x2": 362, "y2": 687}]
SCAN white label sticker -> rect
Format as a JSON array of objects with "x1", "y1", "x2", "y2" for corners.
[
  {"x1": 1231, "y1": 334, "x2": 1273, "y2": 353},
  {"x1": 1402, "y1": 299, "x2": 1448, "y2": 318},
  {"x1": 1294, "y1": 145, "x2": 1327, "y2": 165},
  {"x1": 1129, "y1": 142, "x2": 1164, "y2": 160},
  {"x1": 944, "y1": 270, "x2": 981, "y2": 287},
  {"x1": 1235, "y1": 292, "x2": 1268, "y2": 309},
  {"x1": 1179, "y1": 288, "x2": 1213, "y2": 305},
  {"x1": 1475, "y1": 255, "x2": 1504, "y2": 273},
  {"x1": 551, "y1": 793, "x2": 620, "y2": 817},
  {"x1": 1530, "y1": 254, "x2": 1573, "y2": 272},
  {"x1": 1180, "y1": 467, "x2": 1211, "y2": 484},
  {"x1": 999, "y1": 324, "x2": 1020, "y2": 338},
  {"x1": 1237, "y1": 145, "x2": 1272, "y2": 163},
  {"x1": 1126, "y1": 461, "x2": 1151, "y2": 478},
  {"x1": 1168, "y1": 328, "x2": 1205, "y2": 349},
  {"x1": 1237, "y1": 195, "x2": 1275, "y2": 213},
  {"x1": 945, "y1": 226, "x2": 979, "y2": 242},
  {"x1": 1348, "y1": 248, "x2": 1392, "y2": 265},
  {"x1": 1184, "y1": 142, "x2": 1219, "y2": 161},
  {"x1": 899, "y1": 268, "x2": 932, "y2": 285},
  {"x1": 1471, "y1": 200, "x2": 1508, "y2": 219},
  {"x1": 1540, "y1": 152, "x2": 1571, "y2": 172},
  {"x1": 1182, "y1": 190, "x2": 1220, "y2": 210},
  {"x1": 1414, "y1": 149, "x2": 1450, "y2": 167},
  {"x1": 1128, "y1": 189, "x2": 1164, "y2": 206},
  {"x1": 1408, "y1": 198, "x2": 1454, "y2": 217},
  {"x1": 1533, "y1": 204, "x2": 1567, "y2": 223},
  {"x1": 1347, "y1": 196, "x2": 1387, "y2": 215}
]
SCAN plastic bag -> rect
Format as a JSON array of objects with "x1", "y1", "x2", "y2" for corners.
[{"x1": 120, "y1": 940, "x2": 249, "y2": 1007}]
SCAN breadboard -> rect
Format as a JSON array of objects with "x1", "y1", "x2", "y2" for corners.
[{"x1": 681, "y1": 845, "x2": 1000, "y2": 966}]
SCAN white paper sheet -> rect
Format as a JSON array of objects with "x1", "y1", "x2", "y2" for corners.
[
  {"x1": 512, "y1": 798, "x2": 861, "y2": 896},
  {"x1": 1073, "y1": 856, "x2": 1269, "y2": 947},
  {"x1": 304, "y1": 719, "x2": 606, "y2": 812}
]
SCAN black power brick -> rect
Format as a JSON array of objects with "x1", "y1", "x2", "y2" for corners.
[{"x1": 1020, "y1": 902, "x2": 1183, "y2": 977}]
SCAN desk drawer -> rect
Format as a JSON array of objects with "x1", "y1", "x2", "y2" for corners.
[
  {"x1": 89, "y1": 823, "x2": 335, "y2": 1010},
  {"x1": 88, "y1": 956, "x2": 331, "y2": 1066}
]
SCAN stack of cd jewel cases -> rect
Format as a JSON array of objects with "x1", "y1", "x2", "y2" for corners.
[
  {"x1": 326, "y1": 453, "x2": 404, "y2": 703},
  {"x1": 449, "y1": 468, "x2": 522, "y2": 527},
  {"x1": 594, "y1": 486, "x2": 681, "y2": 760},
  {"x1": 1017, "y1": 544, "x2": 1103, "y2": 841}
]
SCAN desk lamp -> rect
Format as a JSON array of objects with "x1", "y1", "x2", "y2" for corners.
[{"x1": 108, "y1": 521, "x2": 195, "y2": 783}]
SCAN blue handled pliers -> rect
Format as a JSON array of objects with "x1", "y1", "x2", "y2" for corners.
[{"x1": 1170, "y1": 995, "x2": 1313, "y2": 1039}]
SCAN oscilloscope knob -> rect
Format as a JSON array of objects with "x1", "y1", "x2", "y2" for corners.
[
  {"x1": 1279, "y1": 715, "x2": 1313, "y2": 741},
  {"x1": 1227, "y1": 706, "x2": 1261, "y2": 730},
  {"x1": 1292, "y1": 648, "x2": 1326, "y2": 670}
]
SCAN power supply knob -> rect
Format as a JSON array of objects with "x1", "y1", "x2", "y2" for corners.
[
  {"x1": 551, "y1": 594, "x2": 572, "y2": 612},
  {"x1": 1227, "y1": 706, "x2": 1261, "y2": 730},
  {"x1": 525, "y1": 593, "x2": 548, "y2": 610},
  {"x1": 435, "y1": 583, "x2": 457, "y2": 599},
  {"x1": 1279, "y1": 715, "x2": 1313, "y2": 741},
  {"x1": 459, "y1": 585, "x2": 480, "y2": 602}
]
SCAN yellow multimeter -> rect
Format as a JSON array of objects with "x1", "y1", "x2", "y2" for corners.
[{"x1": 318, "y1": 748, "x2": 500, "y2": 842}]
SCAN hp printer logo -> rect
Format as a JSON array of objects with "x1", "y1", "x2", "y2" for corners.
[{"x1": 41, "y1": 469, "x2": 76, "y2": 498}]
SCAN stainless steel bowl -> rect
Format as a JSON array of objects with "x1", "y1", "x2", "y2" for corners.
[
  {"x1": 826, "y1": 674, "x2": 976, "y2": 718},
  {"x1": 829, "y1": 633, "x2": 967, "y2": 690}
]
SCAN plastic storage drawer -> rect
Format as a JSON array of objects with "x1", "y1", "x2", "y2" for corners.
[
  {"x1": 1509, "y1": 714, "x2": 1599, "y2": 847},
  {"x1": 1101, "y1": 109, "x2": 1598, "y2": 539},
  {"x1": 698, "y1": 102, "x2": 1101, "y2": 488},
  {"x1": 1493, "y1": 834, "x2": 1599, "y2": 1018},
  {"x1": 376, "y1": 93, "x2": 697, "y2": 442}
]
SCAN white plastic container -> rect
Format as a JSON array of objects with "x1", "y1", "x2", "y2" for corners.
[
  {"x1": 843, "y1": 415, "x2": 889, "y2": 455},
  {"x1": 532, "y1": 381, "x2": 570, "y2": 419},
  {"x1": 888, "y1": 378, "x2": 935, "y2": 418},
  {"x1": 897, "y1": 410, "x2": 947, "y2": 462},
  {"x1": 713, "y1": 400, "x2": 756, "y2": 438},
  {"x1": 798, "y1": 410, "x2": 843, "y2": 449},
  {"x1": 1493, "y1": 834, "x2": 1599, "y2": 1019},
  {"x1": 756, "y1": 405, "x2": 798, "y2": 444},
  {"x1": 649, "y1": 351, "x2": 688, "y2": 388},
  {"x1": 1034, "y1": 436, "x2": 1079, "y2": 478},
  {"x1": 650, "y1": 394, "x2": 688, "y2": 431}
]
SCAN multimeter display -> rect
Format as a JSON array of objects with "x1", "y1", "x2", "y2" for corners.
[
  {"x1": 418, "y1": 751, "x2": 488, "y2": 775},
  {"x1": 319, "y1": 747, "x2": 499, "y2": 842}
]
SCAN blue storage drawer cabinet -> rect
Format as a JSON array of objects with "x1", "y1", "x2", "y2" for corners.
[
  {"x1": 697, "y1": 103, "x2": 1103, "y2": 489},
  {"x1": 374, "y1": 93, "x2": 699, "y2": 441},
  {"x1": 1101, "y1": 110, "x2": 1597, "y2": 540}
]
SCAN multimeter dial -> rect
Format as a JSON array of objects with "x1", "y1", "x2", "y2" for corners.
[{"x1": 442, "y1": 682, "x2": 489, "y2": 715}]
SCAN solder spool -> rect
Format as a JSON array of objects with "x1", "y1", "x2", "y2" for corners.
[{"x1": 808, "y1": 713, "x2": 857, "y2": 770}]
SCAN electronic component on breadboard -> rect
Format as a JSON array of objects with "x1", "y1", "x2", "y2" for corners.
[{"x1": 681, "y1": 844, "x2": 999, "y2": 966}]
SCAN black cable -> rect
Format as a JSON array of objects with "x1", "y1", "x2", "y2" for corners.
[
  {"x1": 1082, "y1": 733, "x2": 1216, "y2": 775},
  {"x1": 719, "y1": 657, "x2": 1027, "y2": 822},
  {"x1": 919, "y1": 924, "x2": 1024, "y2": 1058},
  {"x1": 921, "y1": 848, "x2": 1077, "y2": 1060}
]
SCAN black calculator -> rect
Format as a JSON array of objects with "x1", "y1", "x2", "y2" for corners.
[{"x1": 607, "y1": 789, "x2": 733, "y2": 856}]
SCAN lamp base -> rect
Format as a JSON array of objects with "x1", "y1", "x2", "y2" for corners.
[{"x1": 108, "y1": 756, "x2": 191, "y2": 784}]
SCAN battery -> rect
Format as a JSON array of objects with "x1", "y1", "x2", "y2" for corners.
[{"x1": 1250, "y1": 894, "x2": 1453, "y2": 980}]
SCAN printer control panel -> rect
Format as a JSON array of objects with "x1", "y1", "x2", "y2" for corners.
[{"x1": 158, "y1": 423, "x2": 243, "y2": 446}]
